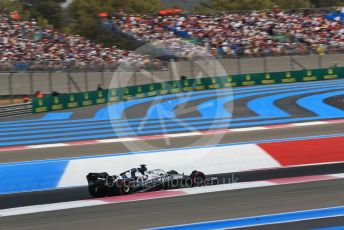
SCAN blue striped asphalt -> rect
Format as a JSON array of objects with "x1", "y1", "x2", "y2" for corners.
[
  {"x1": 313, "y1": 226, "x2": 344, "y2": 230},
  {"x1": 150, "y1": 206, "x2": 344, "y2": 230},
  {"x1": 246, "y1": 89, "x2": 344, "y2": 119},
  {"x1": 93, "y1": 88, "x2": 231, "y2": 120},
  {"x1": 298, "y1": 91, "x2": 344, "y2": 117},
  {"x1": 86, "y1": 85, "x2": 344, "y2": 127},
  {"x1": 42, "y1": 112, "x2": 73, "y2": 120},
  {"x1": 0, "y1": 87, "x2": 343, "y2": 140},
  {"x1": 95, "y1": 79, "x2": 344, "y2": 121},
  {"x1": 0, "y1": 79, "x2": 341, "y2": 129},
  {"x1": 105, "y1": 80, "x2": 343, "y2": 120},
  {"x1": 0, "y1": 82, "x2": 316, "y2": 131},
  {"x1": 197, "y1": 85, "x2": 344, "y2": 119},
  {"x1": 145, "y1": 91, "x2": 232, "y2": 119},
  {"x1": 0, "y1": 91, "x2": 342, "y2": 141},
  {"x1": 0, "y1": 82, "x2": 329, "y2": 132},
  {"x1": 204, "y1": 89, "x2": 344, "y2": 123},
  {"x1": 0, "y1": 160, "x2": 68, "y2": 195},
  {"x1": 0, "y1": 80, "x2": 341, "y2": 133},
  {"x1": 1, "y1": 116, "x2": 344, "y2": 147},
  {"x1": 0, "y1": 133, "x2": 343, "y2": 195}
]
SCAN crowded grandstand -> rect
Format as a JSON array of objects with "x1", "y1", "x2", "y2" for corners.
[
  {"x1": 112, "y1": 8, "x2": 344, "y2": 58},
  {"x1": 0, "y1": 4, "x2": 343, "y2": 71}
]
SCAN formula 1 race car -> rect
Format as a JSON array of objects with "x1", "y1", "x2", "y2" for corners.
[{"x1": 86, "y1": 165, "x2": 218, "y2": 197}]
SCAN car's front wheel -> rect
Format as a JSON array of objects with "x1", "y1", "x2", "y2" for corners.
[
  {"x1": 118, "y1": 180, "x2": 133, "y2": 195},
  {"x1": 190, "y1": 171, "x2": 206, "y2": 187}
]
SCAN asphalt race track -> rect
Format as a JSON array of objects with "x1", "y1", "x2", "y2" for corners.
[
  {"x1": 0, "y1": 124, "x2": 343, "y2": 229},
  {"x1": 1, "y1": 179, "x2": 343, "y2": 230},
  {"x1": 0, "y1": 79, "x2": 343, "y2": 147},
  {"x1": 0, "y1": 122, "x2": 343, "y2": 163},
  {"x1": 0, "y1": 79, "x2": 343, "y2": 230},
  {"x1": 1, "y1": 162, "x2": 343, "y2": 210}
]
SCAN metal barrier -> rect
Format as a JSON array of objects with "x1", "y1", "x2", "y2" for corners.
[{"x1": 0, "y1": 103, "x2": 32, "y2": 118}]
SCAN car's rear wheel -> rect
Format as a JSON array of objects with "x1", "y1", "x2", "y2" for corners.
[{"x1": 88, "y1": 185, "x2": 107, "y2": 198}]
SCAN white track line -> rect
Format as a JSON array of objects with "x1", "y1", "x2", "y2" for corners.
[
  {"x1": 0, "y1": 119, "x2": 343, "y2": 152},
  {"x1": 0, "y1": 174, "x2": 343, "y2": 218}
]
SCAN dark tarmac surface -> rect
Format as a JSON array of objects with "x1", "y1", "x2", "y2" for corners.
[
  {"x1": 239, "y1": 217, "x2": 344, "y2": 230},
  {"x1": 1, "y1": 162, "x2": 343, "y2": 210},
  {"x1": 0, "y1": 122, "x2": 342, "y2": 163},
  {"x1": 0, "y1": 80, "x2": 343, "y2": 229},
  {"x1": 1, "y1": 179, "x2": 343, "y2": 230}
]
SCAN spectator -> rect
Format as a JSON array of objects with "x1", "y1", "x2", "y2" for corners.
[
  {"x1": 22, "y1": 95, "x2": 30, "y2": 103},
  {"x1": 51, "y1": 91, "x2": 60, "y2": 97},
  {"x1": 35, "y1": 91, "x2": 44, "y2": 98},
  {"x1": 97, "y1": 84, "x2": 103, "y2": 91},
  {"x1": 0, "y1": 12, "x2": 157, "y2": 71},
  {"x1": 112, "y1": 9, "x2": 344, "y2": 58}
]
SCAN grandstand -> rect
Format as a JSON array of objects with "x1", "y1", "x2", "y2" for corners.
[
  {"x1": 112, "y1": 8, "x2": 344, "y2": 58},
  {"x1": 0, "y1": 7, "x2": 343, "y2": 104},
  {"x1": 0, "y1": 7, "x2": 343, "y2": 71},
  {"x1": 0, "y1": 12, "x2": 158, "y2": 71}
]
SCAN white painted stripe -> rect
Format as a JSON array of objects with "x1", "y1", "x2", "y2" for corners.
[
  {"x1": 292, "y1": 121, "x2": 329, "y2": 127},
  {"x1": 2, "y1": 174, "x2": 342, "y2": 217},
  {"x1": 2, "y1": 118, "x2": 344, "y2": 152},
  {"x1": 58, "y1": 144, "x2": 280, "y2": 188},
  {"x1": 330, "y1": 173, "x2": 344, "y2": 178},
  {"x1": 28, "y1": 143, "x2": 69, "y2": 149},
  {"x1": 180, "y1": 181, "x2": 274, "y2": 195},
  {"x1": 96, "y1": 138, "x2": 137, "y2": 143},
  {"x1": 230, "y1": 127, "x2": 268, "y2": 132},
  {"x1": 0, "y1": 200, "x2": 106, "y2": 217},
  {"x1": 166, "y1": 132, "x2": 202, "y2": 138}
]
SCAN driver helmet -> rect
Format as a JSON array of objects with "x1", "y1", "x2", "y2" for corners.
[{"x1": 139, "y1": 164, "x2": 147, "y2": 174}]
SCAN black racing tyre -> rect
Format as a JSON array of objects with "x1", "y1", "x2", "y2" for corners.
[
  {"x1": 88, "y1": 185, "x2": 107, "y2": 198},
  {"x1": 118, "y1": 180, "x2": 133, "y2": 195},
  {"x1": 190, "y1": 171, "x2": 206, "y2": 187},
  {"x1": 183, "y1": 177, "x2": 193, "y2": 188}
]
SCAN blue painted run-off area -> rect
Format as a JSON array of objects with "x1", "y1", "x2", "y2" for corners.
[
  {"x1": 313, "y1": 226, "x2": 344, "y2": 230},
  {"x1": 0, "y1": 160, "x2": 68, "y2": 194},
  {"x1": 151, "y1": 206, "x2": 344, "y2": 230},
  {"x1": 0, "y1": 133, "x2": 343, "y2": 195},
  {"x1": 42, "y1": 112, "x2": 73, "y2": 120}
]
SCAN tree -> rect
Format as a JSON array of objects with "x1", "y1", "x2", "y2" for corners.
[
  {"x1": 0, "y1": 0, "x2": 30, "y2": 19},
  {"x1": 29, "y1": 0, "x2": 65, "y2": 28},
  {"x1": 64, "y1": 0, "x2": 163, "y2": 46},
  {"x1": 310, "y1": 0, "x2": 344, "y2": 7},
  {"x1": 0, "y1": 0, "x2": 64, "y2": 28},
  {"x1": 272, "y1": 0, "x2": 311, "y2": 9}
]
